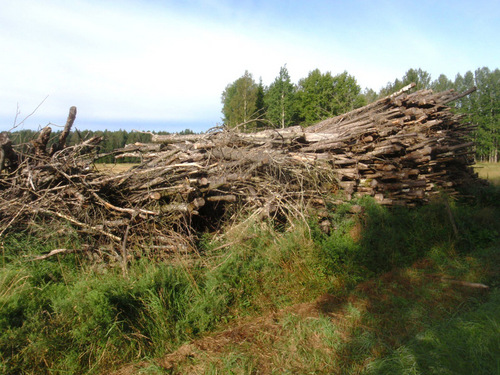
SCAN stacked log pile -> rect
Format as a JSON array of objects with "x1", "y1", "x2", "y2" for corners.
[
  {"x1": 0, "y1": 85, "x2": 479, "y2": 262},
  {"x1": 303, "y1": 84, "x2": 478, "y2": 204},
  {"x1": 117, "y1": 83, "x2": 478, "y2": 207}
]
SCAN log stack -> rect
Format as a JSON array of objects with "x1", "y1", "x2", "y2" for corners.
[
  {"x1": 115, "y1": 84, "x2": 478, "y2": 208},
  {"x1": 302, "y1": 84, "x2": 478, "y2": 204},
  {"x1": 0, "y1": 85, "x2": 480, "y2": 261}
]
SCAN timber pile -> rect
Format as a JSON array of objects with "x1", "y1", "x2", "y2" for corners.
[
  {"x1": 303, "y1": 84, "x2": 479, "y2": 204},
  {"x1": 0, "y1": 85, "x2": 479, "y2": 262},
  {"x1": 116, "y1": 83, "x2": 478, "y2": 206}
]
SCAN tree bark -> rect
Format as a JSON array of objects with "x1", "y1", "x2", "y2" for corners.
[
  {"x1": 50, "y1": 106, "x2": 77, "y2": 155},
  {"x1": 0, "y1": 132, "x2": 18, "y2": 172}
]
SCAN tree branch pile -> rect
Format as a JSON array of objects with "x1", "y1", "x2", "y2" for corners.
[{"x1": 0, "y1": 86, "x2": 480, "y2": 262}]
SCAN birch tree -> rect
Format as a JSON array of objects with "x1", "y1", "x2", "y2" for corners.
[
  {"x1": 265, "y1": 65, "x2": 297, "y2": 128},
  {"x1": 221, "y1": 71, "x2": 259, "y2": 129}
]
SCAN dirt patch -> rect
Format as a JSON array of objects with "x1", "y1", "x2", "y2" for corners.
[
  {"x1": 158, "y1": 301, "x2": 323, "y2": 372},
  {"x1": 348, "y1": 220, "x2": 364, "y2": 242}
]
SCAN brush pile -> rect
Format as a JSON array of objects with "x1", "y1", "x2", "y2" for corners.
[{"x1": 0, "y1": 85, "x2": 479, "y2": 262}]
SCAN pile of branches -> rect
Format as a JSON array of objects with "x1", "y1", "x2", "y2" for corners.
[{"x1": 0, "y1": 85, "x2": 479, "y2": 264}]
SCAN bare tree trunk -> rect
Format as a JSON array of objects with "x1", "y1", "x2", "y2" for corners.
[
  {"x1": 281, "y1": 91, "x2": 285, "y2": 129},
  {"x1": 0, "y1": 148, "x2": 4, "y2": 173},
  {"x1": 31, "y1": 126, "x2": 52, "y2": 157},
  {"x1": 50, "y1": 106, "x2": 77, "y2": 155}
]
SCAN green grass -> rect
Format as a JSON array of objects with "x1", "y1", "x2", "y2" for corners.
[
  {"x1": 0, "y1": 185, "x2": 499, "y2": 374},
  {"x1": 175, "y1": 239, "x2": 499, "y2": 374},
  {"x1": 0, "y1": 221, "x2": 328, "y2": 374},
  {"x1": 366, "y1": 289, "x2": 500, "y2": 375},
  {"x1": 474, "y1": 162, "x2": 500, "y2": 185}
]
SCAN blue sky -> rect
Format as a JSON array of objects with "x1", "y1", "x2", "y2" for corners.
[{"x1": 1, "y1": 0, "x2": 498, "y2": 133}]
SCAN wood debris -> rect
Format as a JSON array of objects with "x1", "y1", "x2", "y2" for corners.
[{"x1": 0, "y1": 85, "x2": 480, "y2": 263}]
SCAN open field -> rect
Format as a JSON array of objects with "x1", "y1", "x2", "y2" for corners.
[
  {"x1": 474, "y1": 162, "x2": 500, "y2": 185},
  {"x1": 94, "y1": 163, "x2": 138, "y2": 174}
]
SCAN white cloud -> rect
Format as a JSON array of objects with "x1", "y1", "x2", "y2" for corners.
[
  {"x1": 1, "y1": 0, "x2": 498, "y2": 131},
  {"x1": 1, "y1": 0, "x2": 346, "y2": 127}
]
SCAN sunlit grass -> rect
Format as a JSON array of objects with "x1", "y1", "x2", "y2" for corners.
[
  {"x1": 474, "y1": 162, "x2": 500, "y2": 185},
  {"x1": 94, "y1": 163, "x2": 138, "y2": 174},
  {"x1": 1, "y1": 190, "x2": 499, "y2": 374}
]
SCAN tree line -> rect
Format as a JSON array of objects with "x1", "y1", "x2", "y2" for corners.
[
  {"x1": 5, "y1": 66, "x2": 498, "y2": 163},
  {"x1": 221, "y1": 66, "x2": 365, "y2": 130},
  {"x1": 221, "y1": 66, "x2": 500, "y2": 162}
]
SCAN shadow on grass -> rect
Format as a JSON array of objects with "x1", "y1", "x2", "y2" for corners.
[
  {"x1": 310, "y1": 186, "x2": 500, "y2": 374},
  {"x1": 153, "y1": 186, "x2": 500, "y2": 374},
  {"x1": 155, "y1": 188, "x2": 500, "y2": 374},
  {"x1": 314, "y1": 261, "x2": 498, "y2": 374},
  {"x1": 366, "y1": 288, "x2": 500, "y2": 375}
]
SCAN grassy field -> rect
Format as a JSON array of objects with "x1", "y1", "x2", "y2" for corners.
[
  {"x1": 94, "y1": 163, "x2": 138, "y2": 174},
  {"x1": 1, "y1": 184, "x2": 499, "y2": 373},
  {"x1": 474, "y1": 162, "x2": 500, "y2": 185}
]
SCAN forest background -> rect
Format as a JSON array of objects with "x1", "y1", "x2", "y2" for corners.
[{"x1": 6, "y1": 66, "x2": 500, "y2": 163}]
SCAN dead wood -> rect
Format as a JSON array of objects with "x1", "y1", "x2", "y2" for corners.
[
  {"x1": 29, "y1": 247, "x2": 84, "y2": 261},
  {"x1": 0, "y1": 131, "x2": 19, "y2": 172},
  {"x1": 440, "y1": 278, "x2": 489, "y2": 289},
  {"x1": 31, "y1": 126, "x2": 52, "y2": 157},
  {"x1": 49, "y1": 106, "x2": 77, "y2": 155},
  {"x1": 0, "y1": 86, "x2": 482, "y2": 263}
]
